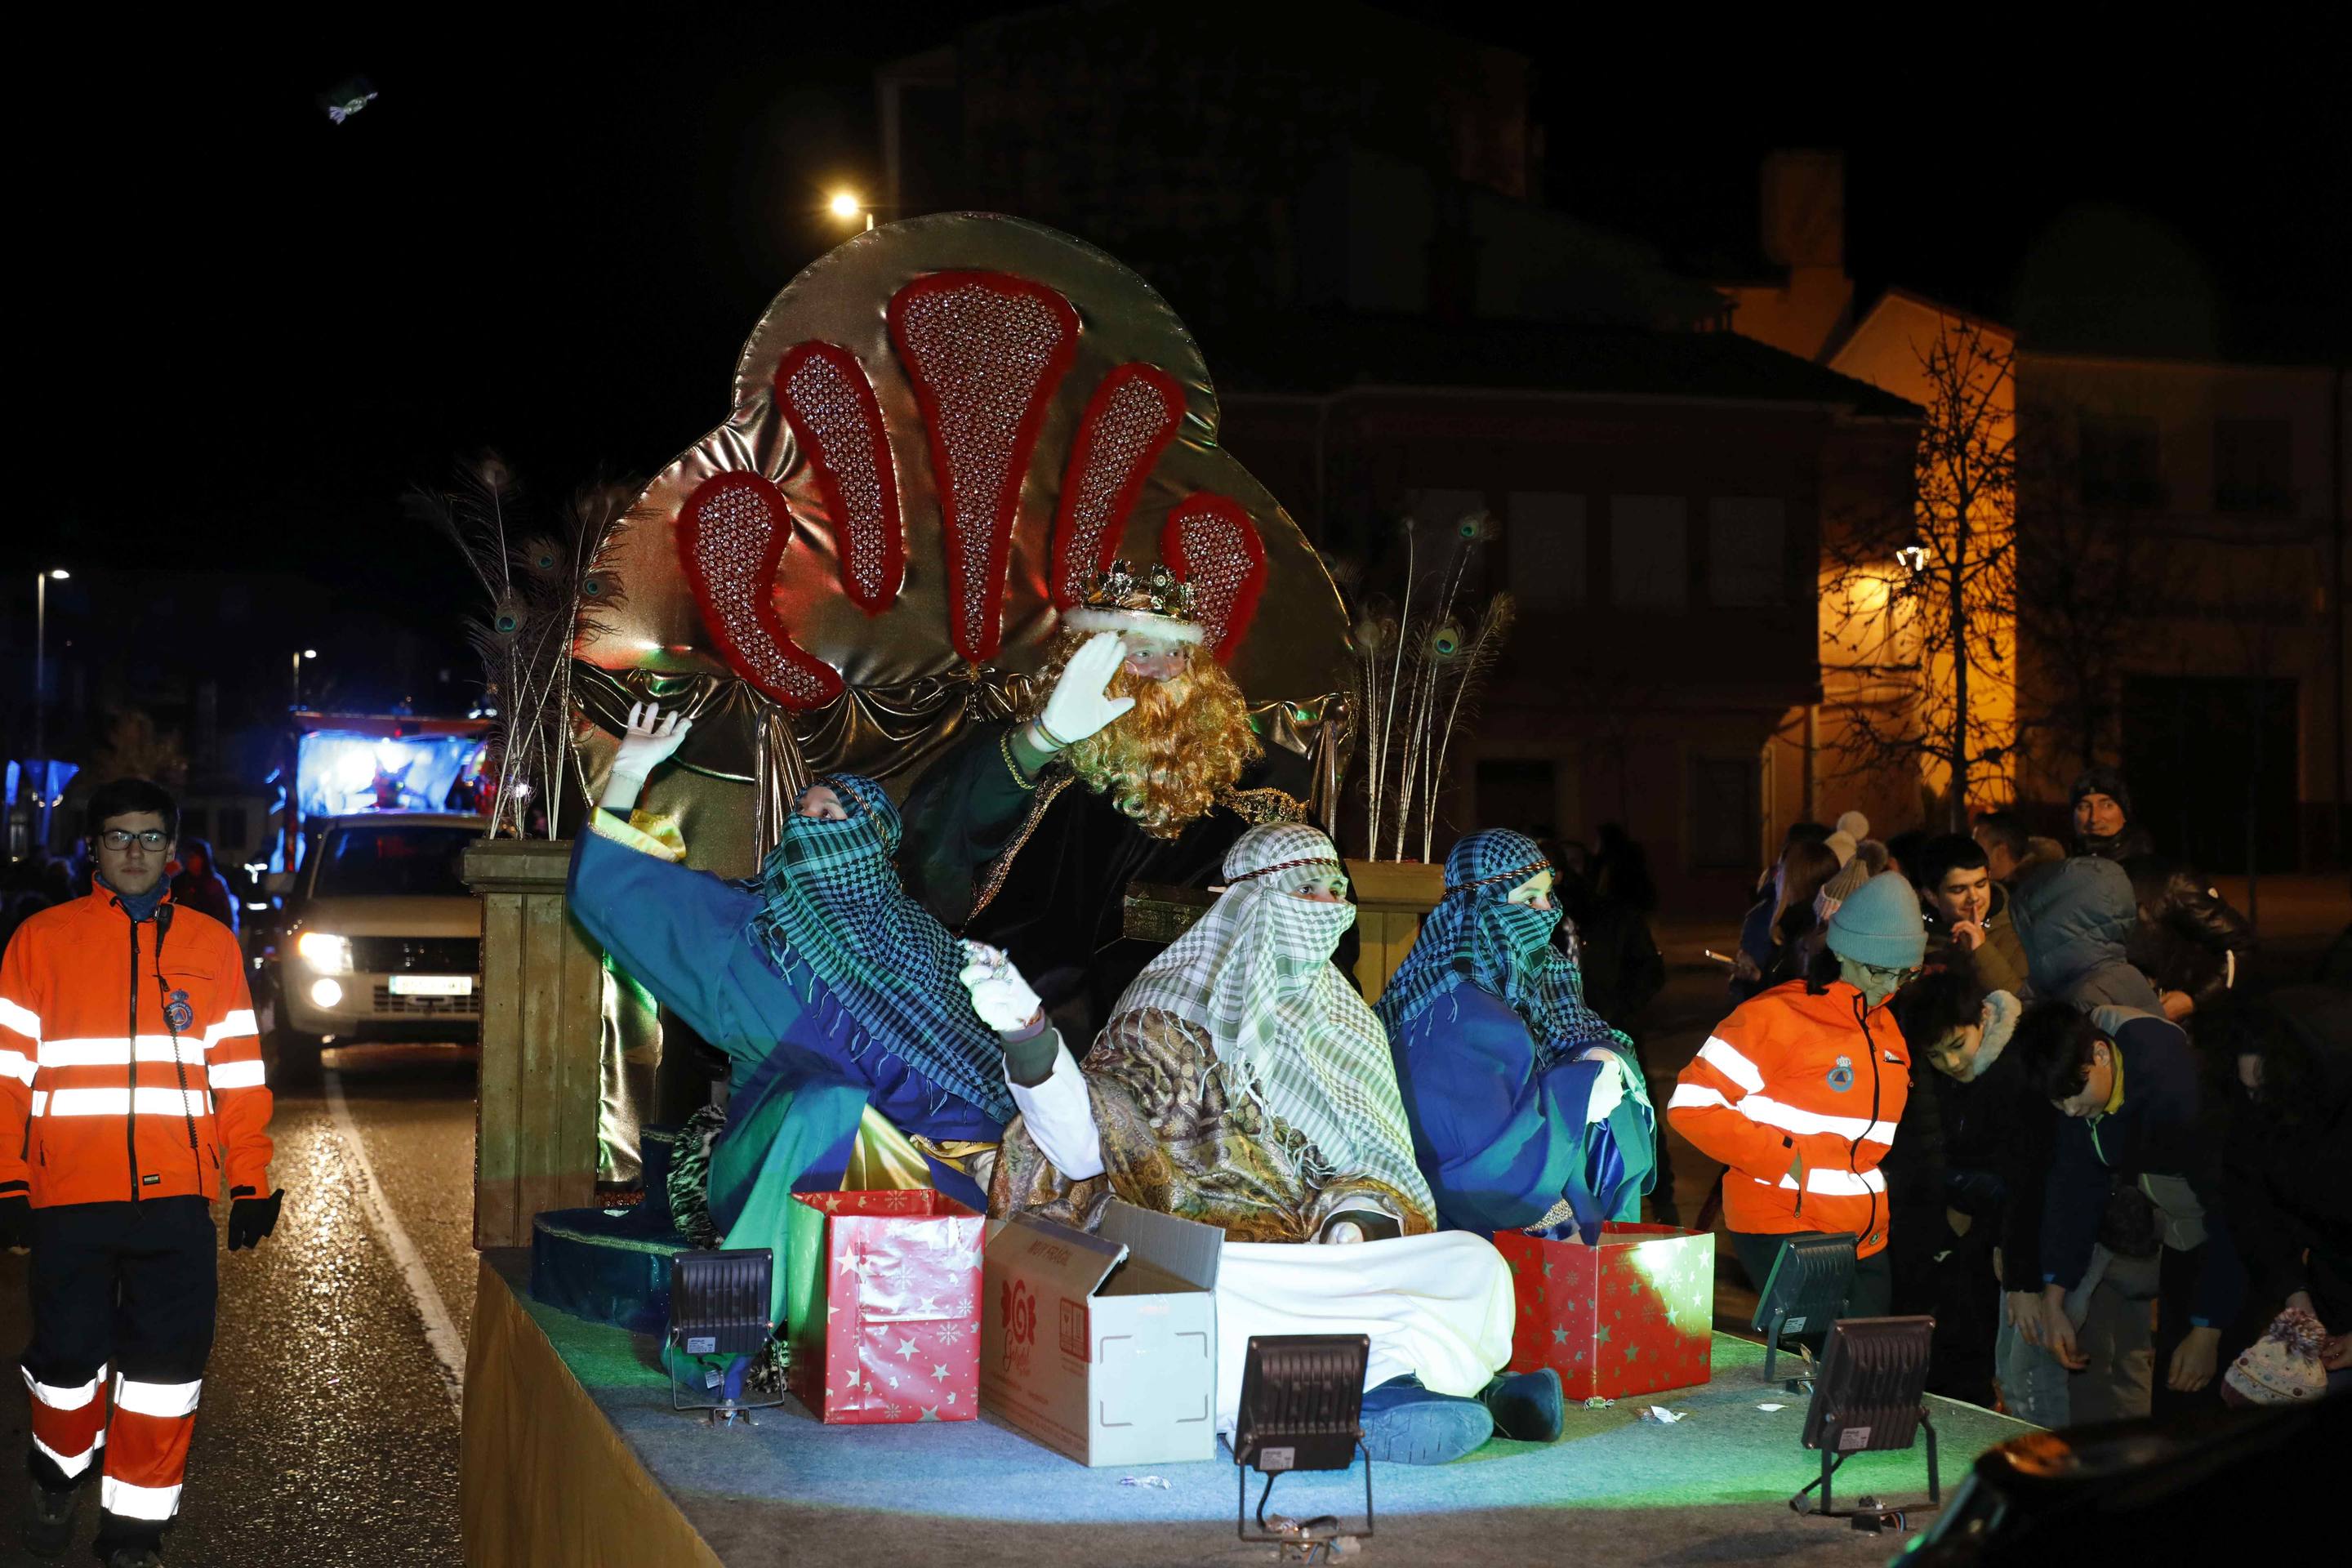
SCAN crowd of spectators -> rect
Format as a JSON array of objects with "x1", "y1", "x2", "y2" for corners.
[{"x1": 1694, "y1": 764, "x2": 2349, "y2": 1423}]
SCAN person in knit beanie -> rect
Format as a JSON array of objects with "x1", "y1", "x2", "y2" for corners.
[
  {"x1": 1815, "y1": 856, "x2": 1871, "y2": 922},
  {"x1": 1673, "y1": 870, "x2": 1924, "y2": 1339},
  {"x1": 1824, "y1": 872, "x2": 1930, "y2": 1005},
  {"x1": 2069, "y1": 765, "x2": 2154, "y2": 860},
  {"x1": 1823, "y1": 831, "x2": 1859, "y2": 868}
]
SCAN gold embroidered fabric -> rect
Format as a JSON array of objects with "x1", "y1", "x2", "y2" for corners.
[
  {"x1": 1214, "y1": 786, "x2": 1307, "y2": 826},
  {"x1": 586, "y1": 806, "x2": 691, "y2": 864}
]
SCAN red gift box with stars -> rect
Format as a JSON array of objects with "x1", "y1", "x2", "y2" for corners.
[
  {"x1": 1492, "y1": 1222, "x2": 1714, "y2": 1400},
  {"x1": 783, "y1": 1190, "x2": 985, "y2": 1424}
]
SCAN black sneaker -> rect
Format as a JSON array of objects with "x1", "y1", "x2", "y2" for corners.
[{"x1": 24, "y1": 1479, "x2": 78, "y2": 1558}]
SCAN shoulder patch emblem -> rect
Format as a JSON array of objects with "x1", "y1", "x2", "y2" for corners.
[{"x1": 1826, "y1": 1054, "x2": 1855, "y2": 1092}]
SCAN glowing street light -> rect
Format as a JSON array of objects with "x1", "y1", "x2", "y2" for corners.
[
  {"x1": 32, "y1": 568, "x2": 71, "y2": 842},
  {"x1": 828, "y1": 189, "x2": 875, "y2": 231},
  {"x1": 292, "y1": 647, "x2": 318, "y2": 710}
]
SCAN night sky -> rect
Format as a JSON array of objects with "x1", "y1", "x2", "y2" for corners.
[{"x1": 19, "y1": 11, "x2": 2348, "y2": 711}]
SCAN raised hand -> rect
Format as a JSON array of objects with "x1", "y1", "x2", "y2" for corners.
[
  {"x1": 1029, "y1": 631, "x2": 1136, "y2": 752},
  {"x1": 958, "y1": 941, "x2": 1045, "y2": 1034},
  {"x1": 605, "y1": 702, "x2": 693, "y2": 811}
]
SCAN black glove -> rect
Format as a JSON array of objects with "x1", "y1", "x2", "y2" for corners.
[
  {"x1": 1, "y1": 1193, "x2": 29, "y2": 1252},
  {"x1": 228, "y1": 1187, "x2": 284, "y2": 1251}
]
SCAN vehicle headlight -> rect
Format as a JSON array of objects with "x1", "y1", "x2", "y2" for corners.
[{"x1": 296, "y1": 931, "x2": 353, "y2": 975}]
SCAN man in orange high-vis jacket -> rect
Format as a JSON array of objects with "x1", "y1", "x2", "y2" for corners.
[
  {"x1": 1669, "y1": 872, "x2": 1927, "y2": 1333},
  {"x1": 1, "y1": 779, "x2": 280, "y2": 1566}
]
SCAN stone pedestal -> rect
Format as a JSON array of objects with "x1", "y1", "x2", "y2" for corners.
[
  {"x1": 1347, "y1": 858, "x2": 1445, "y2": 1002},
  {"x1": 464, "y1": 839, "x2": 603, "y2": 1250}
]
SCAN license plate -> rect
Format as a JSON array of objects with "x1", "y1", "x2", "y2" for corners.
[{"x1": 389, "y1": 974, "x2": 474, "y2": 997}]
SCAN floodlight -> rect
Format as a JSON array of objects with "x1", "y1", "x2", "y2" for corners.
[
  {"x1": 828, "y1": 190, "x2": 863, "y2": 220},
  {"x1": 1749, "y1": 1232, "x2": 1859, "y2": 1382},
  {"x1": 1789, "y1": 1315, "x2": 1939, "y2": 1521},
  {"x1": 1233, "y1": 1334, "x2": 1374, "y2": 1556},
  {"x1": 667, "y1": 1248, "x2": 782, "y2": 1426}
]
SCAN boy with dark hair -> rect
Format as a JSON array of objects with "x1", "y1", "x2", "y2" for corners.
[
  {"x1": 2010, "y1": 999, "x2": 2243, "y2": 1423},
  {"x1": 1915, "y1": 834, "x2": 2028, "y2": 996},
  {"x1": 1891, "y1": 968, "x2": 2047, "y2": 1412},
  {"x1": 2, "y1": 777, "x2": 280, "y2": 1565}
]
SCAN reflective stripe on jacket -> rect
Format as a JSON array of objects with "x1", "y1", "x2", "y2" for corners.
[
  {"x1": 1667, "y1": 978, "x2": 1907, "y2": 1256},
  {"x1": 0, "y1": 889, "x2": 273, "y2": 1207}
]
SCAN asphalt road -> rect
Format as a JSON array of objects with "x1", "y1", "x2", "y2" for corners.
[{"x1": 2, "y1": 1045, "x2": 477, "y2": 1567}]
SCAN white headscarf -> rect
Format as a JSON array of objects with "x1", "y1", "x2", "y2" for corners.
[{"x1": 1108, "y1": 824, "x2": 1433, "y2": 1213}]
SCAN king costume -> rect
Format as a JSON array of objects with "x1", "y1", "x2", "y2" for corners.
[
  {"x1": 568, "y1": 769, "x2": 1011, "y2": 1318},
  {"x1": 1379, "y1": 830, "x2": 1657, "y2": 1241},
  {"x1": 901, "y1": 564, "x2": 1318, "y2": 1046},
  {"x1": 978, "y1": 824, "x2": 1525, "y2": 1455}
]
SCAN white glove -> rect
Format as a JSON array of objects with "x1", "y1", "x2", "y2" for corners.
[
  {"x1": 1576, "y1": 1047, "x2": 1630, "y2": 1124},
  {"x1": 958, "y1": 942, "x2": 1044, "y2": 1034},
  {"x1": 1031, "y1": 631, "x2": 1135, "y2": 750},
  {"x1": 604, "y1": 702, "x2": 693, "y2": 809}
]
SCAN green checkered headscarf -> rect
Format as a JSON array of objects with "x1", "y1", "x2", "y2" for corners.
[
  {"x1": 746, "y1": 775, "x2": 1014, "y2": 1125},
  {"x1": 1110, "y1": 824, "x2": 1433, "y2": 1218},
  {"x1": 1376, "y1": 828, "x2": 1631, "y2": 1071}
]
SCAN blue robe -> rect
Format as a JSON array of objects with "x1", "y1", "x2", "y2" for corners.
[
  {"x1": 566, "y1": 830, "x2": 1000, "y2": 1290},
  {"x1": 1388, "y1": 983, "x2": 1655, "y2": 1239}
]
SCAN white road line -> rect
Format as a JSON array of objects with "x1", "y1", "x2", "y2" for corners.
[{"x1": 324, "y1": 1069, "x2": 466, "y2": 1412}]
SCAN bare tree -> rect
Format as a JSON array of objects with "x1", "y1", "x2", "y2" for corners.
[
  {"x1": 84, "y1": 710, "x2": 190, "y2": 791},
  {"x1": 1820, "y1": 321, "x2": 2017, "y2": 831},
  {"x1": 2011, "y1": 406, "x2": 2182, "y2": 775}
]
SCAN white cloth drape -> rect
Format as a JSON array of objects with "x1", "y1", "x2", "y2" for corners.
[{"x1": 1211, "y1": 1232, "x2": 1516, "y2": 1432}]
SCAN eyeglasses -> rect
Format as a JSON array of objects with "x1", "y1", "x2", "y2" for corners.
[
  {"x1": 98, "y1": 829, "x2": 170, "y2": 850},
  {"x1": 1855, "y1": 961, "x2": 1922, "y2": 983}
]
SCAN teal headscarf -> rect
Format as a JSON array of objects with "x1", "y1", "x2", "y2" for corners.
[
  {"x1": 746, "y1": 775, "x2": 1014, "y2": 1125},
  {"x1": 1375, "y1": 829, "x2": 1631, "y2": 1068}
]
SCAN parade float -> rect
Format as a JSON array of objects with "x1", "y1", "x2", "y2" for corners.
[{"x1": 454, "y1": 214, "x2": 2023, "y2": 1566}]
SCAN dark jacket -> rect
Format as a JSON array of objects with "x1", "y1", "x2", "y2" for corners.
[
  {"x1": 1923, "y1": 881, "x2": 2029, "y2": 996},
  {"x1": 1929, "y1": 1027, "x2": 2058, "y2": 1293},
  {"x1": 2122, "y1": 855, "x2": 2253, "y2": 1012},
  {"x1": 2076, "y1": 824, "x2": 2158, "y2": 862},
  {"x1": 1559, "y1": 893, "x2": 1666, "y2": 1032},
  {"x1": 168, "y1": 838, "x2": 238, "y2": 933},
  {"x1": 2011, "y1": 858, "x2": 2164, "y2": 1013},
  {"x1": 2042, "y1": 1012, "x2": 2245, "y2": 1328},
  {"x1": 2223, "y1": 986, "x2": 2352, "y2": 1325}
]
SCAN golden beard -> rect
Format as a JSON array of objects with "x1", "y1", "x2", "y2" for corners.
[{"x1": 1034, "y1": 635, "x2": 1259, "y2": 839}]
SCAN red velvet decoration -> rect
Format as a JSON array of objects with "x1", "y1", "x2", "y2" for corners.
[
  {"x1": 676, "y1": 471, "x2": 844, "y2": 709},
  {"x1": 1161, "y1": 493, "x2": 1267, "y2": 662},
  {"x1": 1050, "y1": 363, "x2": 1185, "y2": 608},
  {"x1": 774, "y1": 341, "x2": 905, "y2": 615},
  {"x1": 887, "y1": 271, "x2": 1080, "y2": 665},
  {"x1": 1494, "y1": 1223, "x2": 1715, "y2": 1401}
]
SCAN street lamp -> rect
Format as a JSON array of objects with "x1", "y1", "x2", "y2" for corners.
[
  {"x1": 292, "y1": 648, "x2": 317, "y2": 710},
  {"x1": 31, "y1": 568, "x2": 68, "y2": 849},
  {"x1": 828, "y1": 189, "x2": 875, "y2": 231}
]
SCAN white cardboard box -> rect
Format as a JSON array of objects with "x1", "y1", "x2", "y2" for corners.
[{"x1": 980, "y1": 1200, "x2": 1223, "y2": 1467}]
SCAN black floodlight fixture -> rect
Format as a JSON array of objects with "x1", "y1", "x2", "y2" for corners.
[
  {"x1": 1750, "y1": 1231, "x2": 1859, "y2": 1382},
  {"x1": 1233, "y1": 1334, "x2": 1374, "y2": 1558},
  {"x1": 667, "y1": 1248, "x2": 782, "y2": 1425},
  {"x1": 1789, "y1": 1315, "x2": 1940, "y2": 1524}
]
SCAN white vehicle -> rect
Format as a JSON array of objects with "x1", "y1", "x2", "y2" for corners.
[{"x1": 271, "y1": 812, "x2": 486, "y2": 1078}]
